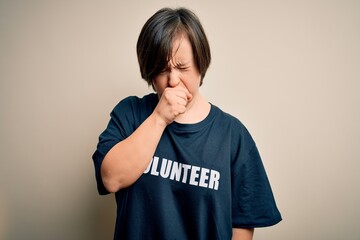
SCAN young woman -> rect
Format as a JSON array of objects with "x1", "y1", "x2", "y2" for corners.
[{"x1": 93, "y1": 7, "x2": 281, "y2": 240}]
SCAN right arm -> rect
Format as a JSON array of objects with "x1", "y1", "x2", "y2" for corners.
[{"x1": 101, "y1": 87, "x2": 191, "y2": 192}]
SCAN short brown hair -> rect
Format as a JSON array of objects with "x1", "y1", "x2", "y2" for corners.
[{"x1": 136, "y1": 7, "x2": 211, "y2": 86}]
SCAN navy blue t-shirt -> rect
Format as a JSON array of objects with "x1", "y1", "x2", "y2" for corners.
[{"x1": 92, "y1": 93, "x2": 282, "y2": 239}]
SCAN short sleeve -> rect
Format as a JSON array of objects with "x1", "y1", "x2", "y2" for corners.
[
  {"x1": 231, "y1": 126, "x2": 282, "y2": 228},
  {"x1": 92, "y1": 97, "x2": 137, "y2": 195}
]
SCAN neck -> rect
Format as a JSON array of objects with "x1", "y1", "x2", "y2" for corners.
[{"x1": 174, "y1": 92, "x2": 211, "y2": 124}]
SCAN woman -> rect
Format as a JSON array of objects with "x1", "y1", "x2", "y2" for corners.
[{"x1": 92, "y1": 7, "x2": 281, "y2": 240}]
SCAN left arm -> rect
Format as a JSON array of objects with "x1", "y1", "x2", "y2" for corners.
[{"x1": 232, "y1": 228, "x2": 254, "y2": 240}]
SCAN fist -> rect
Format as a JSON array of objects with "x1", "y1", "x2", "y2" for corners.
[{"x1": 154, "y1": 86, "x2": 192, "y2": 125}]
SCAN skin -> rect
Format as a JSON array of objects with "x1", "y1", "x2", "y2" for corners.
[
  {"x1": 151, "y1": 34, "x2": 210, "y2": 125},
  {"x1": 101, "y1": 33, "x2": 253, "y2": 240},
  {"x1": 233, "y1": 228, "x2": 254, "y2": 240}
]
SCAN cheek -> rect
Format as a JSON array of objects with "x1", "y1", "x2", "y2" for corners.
[
  {"x1": 182, "y1": 72, "x2": 201, "y2": 89},
  {"x1": 152, "y1": 77, "x2": 166, "y2": 92}
]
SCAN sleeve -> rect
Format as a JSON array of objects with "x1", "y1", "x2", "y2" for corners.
[
  {"x1": 231, "y1": 124, "x2": 282, "y2": 228},
  {"x1": 92, "y1": 97, "x2": 137, "y2": 195}
]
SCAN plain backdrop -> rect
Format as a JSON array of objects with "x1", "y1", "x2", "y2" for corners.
[{"x1": 1, "y1": 0, "x2": 359, "y2": 239}]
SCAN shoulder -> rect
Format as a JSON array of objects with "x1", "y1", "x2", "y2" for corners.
[
  {"x1": 211, "y1": 104, "x2": 247, "y2": 132},
  {"x1": 108, "y1": 93, "x2": 158, "y2": 129},
  {"x1": 112, "y1": 93, "x2": 158, "y2": 115},
  {"x1": 211, "y1": 104, "x2": 256, "y2": 148},
  {"x1": 113, "y1": 93, "x2": 157, "y2": 109}
]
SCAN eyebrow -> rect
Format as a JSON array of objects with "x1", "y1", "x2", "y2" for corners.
[
  {"x1": 173, "y1": 60, "x2": 191, "y2": 67},
  {"x1": 164, "y1": 59, "x2": 191, "y2": 71}
]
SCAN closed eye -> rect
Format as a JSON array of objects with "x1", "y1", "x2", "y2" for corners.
[{"x1": 176, "y1": 65, "x2": 190, "y2": 71}]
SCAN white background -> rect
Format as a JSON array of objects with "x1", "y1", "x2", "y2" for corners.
[{"x1": 1, "y1": 0, "x2": 359, "y2": 239}]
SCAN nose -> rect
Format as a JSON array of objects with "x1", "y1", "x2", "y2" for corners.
[{"x1": 167, "y1": 69, "x2": 180, "y2": 87}]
